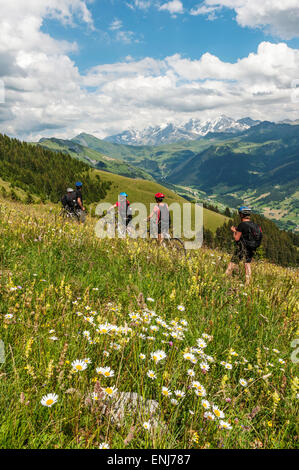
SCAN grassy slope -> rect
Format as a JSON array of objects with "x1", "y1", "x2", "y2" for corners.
[
  {"x1": 93, "y1": 170, "x2": 227, "y2": 232},
  {"x1": 32, "y1": 140, "x2": 153, "y2": 181},
  {"x1": 0, "y1": 199, "x2": 298, "y2": 449}
]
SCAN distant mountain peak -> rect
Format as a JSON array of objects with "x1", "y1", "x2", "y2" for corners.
[{"x1": 104, "y1": 116, "x2": 262, "y2": 146}]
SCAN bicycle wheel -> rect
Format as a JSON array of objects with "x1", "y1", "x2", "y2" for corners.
[{"x1": 163, "y1": 237, "x2": 186, "y2": 256}]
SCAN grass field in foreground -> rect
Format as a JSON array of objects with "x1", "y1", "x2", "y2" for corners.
[{"x1": 0, "y1": 200, "x2": 298, "y2": 449}]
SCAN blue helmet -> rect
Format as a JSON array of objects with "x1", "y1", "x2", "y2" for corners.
[
  {"x1": 119, "y1": 192, "x2": 128, "y2": 197},
  {"x1": 76, "y1": 181, "x2": 83, "y2": 188},
  {"x1": 238, "y1": 206, "x2": 251, "y2": 216}
]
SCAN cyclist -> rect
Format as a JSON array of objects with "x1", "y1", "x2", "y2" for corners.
[
  {"x1": 75, "y1": 182, "x2": 85, "y2": 212},
  {"x1": 147, "y1": 193, "x2": 170, "y2": 243},
  {"x1": 108, "y1": 192, "x2": 132, "y2": 228},
  {"x1": 225, "y1": 206, "x2": 262, "y2": 284}
]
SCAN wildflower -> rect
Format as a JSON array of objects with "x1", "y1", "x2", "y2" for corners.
[
  {"x1": 201, "y1": 400, "x2": 210, "y2": 410},
  {"x1": 129, "y1": 313, "x2": 140, "y2": 321},
  {"x1": 96, "y1": 367, "x2": 115, "y2": 377},
  {"x1": 202, "y1": 333, "x2": 212, "y2": 340},
  {"x1": 194, "y1": 387, "x2": 207, "y2": 397},
  {"x1": 71, "y1": 360, "x2": 88, "y2": 372},
  {"x1": 139, "y1": 354, "x2": 146, "y2": 360},
  {"x1": 103, "y1": 351, "x2": 110, "y2": 357},
  {"x1": 187, "y1": 369, "x2": 195, "y2": 377},
  {"x1": 102, "y1": 386, "x2": 118, "y2": 398},
  {"x1": 278, "y1": 358, "x2": 286, "y2": 365},
  {"x1": 97, "y1": 323, "x2": 112, "y2": 334},
  {"x1": 99, "y1": 443, "x2": 110, "y2": 449},
  {"x1": 41, "y1": 393, "x2": 58, "y2": 407},
  {"x1": 151, "y1": 350, "x2": 167, "y2": 363},
  {"x1": 177, "y1": 305, "x2": 185, "y2": 311},
  {"x1": 219, "y1": 420, "x2": 232, "y2": 430},
  {"x1": 83, "y1": 331, "x2": 90, "y2": 338},
  {"x1": 197, "y1": 338, "x2": 207, "y2": 349},
  {"x1": 212, "y1": 405, "x2": 225, "y2": 419},
  {"x1": 225, "y1": 363, "x2": 233, "y2": 370},
  {"x1": 143, "y1": 421, "x2": 151, "y2": 430},
  {"x1": 183, "y1": 352, "x2": 197, "y2": 363},
  {"x1": 174, "y1": 390, "x2": 185, "y2": 398},
  {"x1": 91, "y1": 392, "x2": 99, "y2": 401},
  {"x1": 162, "y1": 386, "x2": 172, "y2": 397},
  {"x1": 204, "y1": 411, "x2": 215, "y2": 421},
  {"x1": 239, "y1": 378, "x2": 248, "y2": 387},
  {"x1": 273, "y1": 349, "x2": 280, "y2": 354},
  {"x1": 84, "y1": 358, "x2": 91, "y2": 364},
  {"x1": 150, "y1": 325, "x2": 159, "y2": 332},
  {"x1": 200, "y1": 363, "x2": 210, "y2": 372},
  {"x1": 180, "y1": 319, "x2": 188, "y2": 326},
  {"x1": 49, "y1": 336, "x2": 58, "y2": 341},
  {"x1": 147, "y1": 370, "x2": 157, "y2": 380},
  {"x1": 171, "y1": 398, "x2": 178, "y2": 405},
  {"x1": 4, "y1": 314, "x2": 13, "y2": 319}
]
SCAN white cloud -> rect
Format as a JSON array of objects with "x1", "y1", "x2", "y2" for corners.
[
  {"x1": 109, "y1": 19, "x2": 123, "y2": 31},
  {"x1": 126, "y1": 0, "x2": 153, "y2": 10},
  {"x1": 0, "y1": 1, "x2": 299, "y2": 141},
  {"x1": 159, "y1": 1, "x2": 184, "y2": 15},
  {"x1": 191, "y1": 0, "x2": 299, "y2": 39}
]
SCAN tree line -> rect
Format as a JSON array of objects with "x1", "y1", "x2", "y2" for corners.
[{"x1": 0, "y1": 133, "x2": 111, "y2": 204}]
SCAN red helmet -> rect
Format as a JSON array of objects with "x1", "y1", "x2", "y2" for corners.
[{"x1": 155, "y1": 192, "x2": 165, "y2": 198}]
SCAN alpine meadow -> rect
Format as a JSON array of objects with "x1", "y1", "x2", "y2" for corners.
[{"x1": 0, "y1": 0, "x2": 299, "y2": 455}]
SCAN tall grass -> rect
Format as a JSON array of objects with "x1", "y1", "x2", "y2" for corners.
[{"x1": 0, "y1": 200, "x2": 298, "y2": 449}]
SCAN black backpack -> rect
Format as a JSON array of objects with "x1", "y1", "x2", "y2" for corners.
[
  {"x1": 62, "y1": 191, "x2": 77, "y2": 209},
  {"x1": 244, "y1": 221, "x2": 263, "y2": 249}
]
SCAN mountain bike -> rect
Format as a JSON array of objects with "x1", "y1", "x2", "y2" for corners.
[{"x1": 60, "y1": 206, "x2": 85, "y2": 223}]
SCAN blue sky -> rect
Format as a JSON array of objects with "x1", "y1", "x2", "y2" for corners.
[
  {"x1": 41, "y1": 1, "x2": 299, "y2": 71},
  {"x1": 1, "y1": 0, "x2": 299, "y2": 140}
]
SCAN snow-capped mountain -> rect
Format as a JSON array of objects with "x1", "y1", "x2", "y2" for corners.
[{"x1": 104, "y1": 115, "x2": 261, "y2": 146}]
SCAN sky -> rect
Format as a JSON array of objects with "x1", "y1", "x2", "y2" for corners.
[{"x1": 1, "y1": 0, "x2": 299, "y2": 141}]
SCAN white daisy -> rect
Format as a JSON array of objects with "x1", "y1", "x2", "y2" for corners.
[
  {"x1": 219, "y1": 420, "x2": 232, "y2": 430},
  {"x1": 239, "y1": 378, "x2": 248, "y2": 387},
  {"x1": 147, "y1": 370, "x2": 157, "y2": 380},
  {"x1": 212, "y1": 405, "x2": 225, "y2": 419},
  {"x1": 96, "y1": 367, "x2": 115, "y2": 377},
  {"x1": 99, "y1": 443, "x2": 110, "y2": 449},
  {"x1": 71, "y1": 360, "x2": 88, "y2": 372},
  {"x1": 197, "y1": 338, "x2": 207, "y2": 349},
  {"x1": 162, "y1": 386, "x2": 172, "y2": 397},
  {"x1": 151, "y1": 350, "x2": 167, "y2": 363},
  {"x1": 41, "y1": 393, "x2": 58, "y2": 407},
  {"x1": 201, "y1": 399, "x2": 210, "y2": 409},
  {"x1": 102, "y1": 386, "x2": 118, "y2": 398}
]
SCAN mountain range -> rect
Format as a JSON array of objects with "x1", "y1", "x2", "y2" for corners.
[{"x1": 104, "y1": 115, "x2": 261, "y2": 146}]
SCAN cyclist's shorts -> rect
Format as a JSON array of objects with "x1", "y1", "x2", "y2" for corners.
[
  {"x1": 231, "y1": 242, "x2": 255, "y2": 264},
  {"x1": 157, "y1": 221, "x2": 169, "y2": 235}
]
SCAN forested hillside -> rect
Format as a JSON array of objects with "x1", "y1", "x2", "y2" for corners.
[{"x1": 0, "y1": 134, "x2": 110, "y2": 204}]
